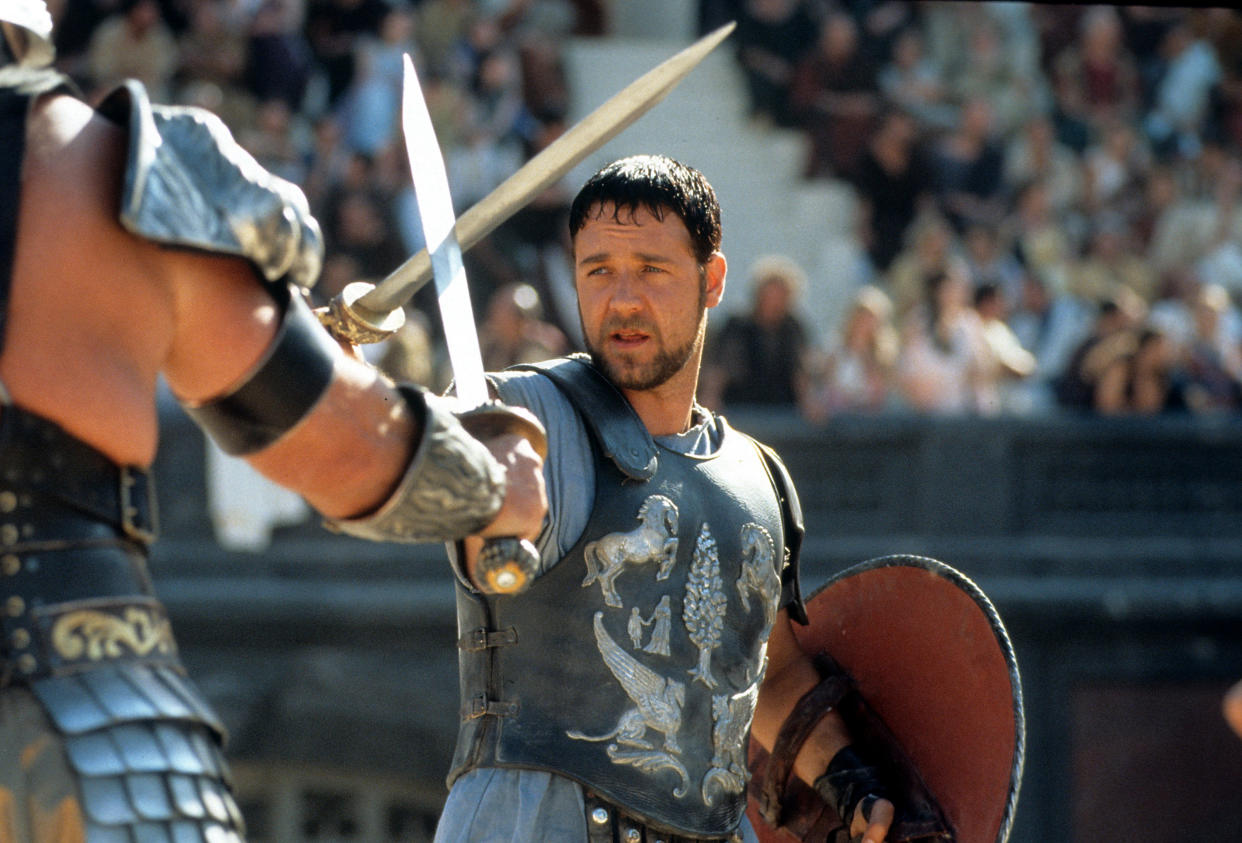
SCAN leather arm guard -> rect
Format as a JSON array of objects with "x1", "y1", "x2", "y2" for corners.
[
  {"x1": 180, "y1": 284, "x2": 337, "y2": 455},
  {"x1": 751, "y1": 653, "x2": 952, "y2": 842},
  {"x1": 328, "y1": 389, "x2": 507, "y2": 543}
]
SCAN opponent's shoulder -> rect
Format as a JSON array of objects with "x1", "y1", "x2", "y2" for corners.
[{"x1": 94, "y1": 81, "x2": 322, "y2": 290}]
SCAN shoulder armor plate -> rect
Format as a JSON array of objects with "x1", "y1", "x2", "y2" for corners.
[{"x1": 97, "y1": 81, "x2": 322, "y2": 289}]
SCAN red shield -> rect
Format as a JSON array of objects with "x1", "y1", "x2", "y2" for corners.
[{"x1": 748, "y1": 555, "x2": 1024, "y2": 843}]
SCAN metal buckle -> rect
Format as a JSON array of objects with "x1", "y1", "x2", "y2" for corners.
[
  {"x1": 459, "y1": 626, "x2": 518, "y2": 652},
  {"x1": 119, "y1": 466, "x2": 158, "y2": 545},
  {"x1": 465, "y1": 693, "x2": 517, "y2": 720}
]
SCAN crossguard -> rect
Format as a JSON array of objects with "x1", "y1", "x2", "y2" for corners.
[
  {"x1": 457, "y1": 402, "x2": 548, "y2": 595},
  {"x1": 317, "y1": 280, "x2": 405, "y2": 345}
]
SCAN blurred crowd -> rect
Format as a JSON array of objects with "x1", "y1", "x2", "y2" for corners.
[
  {"x1": 703, "y1": 1, "x2": 1242, "y2": 420},
  {"x1": 40, "y1": 0, "x2": 1242, "y2": 419}
]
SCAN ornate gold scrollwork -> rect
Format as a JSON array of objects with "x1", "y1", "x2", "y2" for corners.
[{"x1": 51, "y1": 606, "x2": 176, "y2": 662}]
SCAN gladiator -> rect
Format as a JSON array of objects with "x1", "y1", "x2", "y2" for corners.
[{"x1": 0, "y1": 5, "x2": 544, "y2": 840}]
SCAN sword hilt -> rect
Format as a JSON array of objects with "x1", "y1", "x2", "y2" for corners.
[
  {"x1": 458, "y1": 402, "x2": 549, "y2": 595},
  {"x1": 316, "y1": 280, "x2": 406, "y2": 345}
]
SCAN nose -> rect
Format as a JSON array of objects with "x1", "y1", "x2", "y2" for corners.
[{"x1": 606, "y1": 270, "x2": 644, "y2": 314}]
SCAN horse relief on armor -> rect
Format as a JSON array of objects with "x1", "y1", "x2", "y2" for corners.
[
  {"x1": 627, "y1": 595, "x2": 673, "y2": 657},
  {"x1": 583, "y1": 494, "x2": 679, "y2": 608},
  {"x1": 684, "y1": 524, "x2": 726, "y2": 689},
  {"x1": 702, "y1": 681, "x2": 760, "y2": 806},
  {"x1": 737, "y1": 523, "x2": 781, "y2": 628},
  {"x1": 567, "y1": 611, "x2": 691, "y2": 797}
]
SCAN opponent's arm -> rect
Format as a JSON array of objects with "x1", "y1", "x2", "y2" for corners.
[
  {"x1": 102, "y1": 80, "x2": 543, "y2": 541},
  {"x1": 754, "y1": 609, "x2": 895, "y2": 843}
]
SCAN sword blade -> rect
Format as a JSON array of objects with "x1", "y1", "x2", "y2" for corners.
[
  {"x1": 356, "y1": 21, "x2": 735, "y2": 317},
  {"x1": 400, "y1": 53, "x2": 488, "y2": 408}
]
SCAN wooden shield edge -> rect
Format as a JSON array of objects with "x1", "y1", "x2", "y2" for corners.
[{"x1": 748, "y1": 555, "x2": 1025, "y2": 843}]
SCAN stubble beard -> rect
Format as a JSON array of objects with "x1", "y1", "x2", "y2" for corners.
[
  {"x1": 581, "y1": 266, "x2": 710, "y2": 391},
  {"x1": 586, "y1": 319, "x2": 704, "y2": 391}
]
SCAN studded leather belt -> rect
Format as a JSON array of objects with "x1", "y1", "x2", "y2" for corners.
[
  {"x1": 0, "y1": 404, "x2": 169, "y2": 685},
  {"x1": 583, "y1": 791, "x2": 743, "y2": 843}
]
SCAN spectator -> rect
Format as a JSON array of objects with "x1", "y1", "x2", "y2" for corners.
[
  {"x1": 1144, "y1": 18, "x2": 1222, "y2": 161},
  {"x1": 416, "y1": 0, "x2": 475, "y2": 78},
  {"x1": 1094, "y1": 326, "x2": 1187, "y2": 414},
  {"x1": 952, "y1": 13, "x2": 1047, "y2": 137},
  {"x1": 962, "y1": 223, "x2": 1025, "y2": 308},
  {"x1": 1003, "y1": 114, "x2": 1084, "y2": 220},
  {"x1": 926, "y1": 95, "x2": 1006, "y2": 235},
  {"x1": 1049, "y1": 6, "x2": 1142, "y2": 142},
  {"x1": 803, "y1": 284, "x2": 898, "y2": 420},
  {"x1": 1002, "y1": 177, "x2": 1076, "y2": 298},
  {"x1": 306, "y1": 0, "x2": 392, "y2": 108},
  {"x1": 850, "y1": 108, "x2": 931, "y2": 275},
  {"x1": 479, "y1": 283, "x2": 570, "y2": 371},
  {"x1": 885, "y1": 210, "x2": 967, "y2": 319},
  {"x1": 1068, "y1": 214, "x2": 1158, "y2": 305},
  {"x1": 1147, "y1": 146, "x2": 1242, "y2": 294},
  {"x1": 86, "y1": 0, "x2": 179, "y2": 101},
  {"x1": 700, "y1": 255, "x2": 813, "y2": 411},
  {"x1": 877, "y1": 25, "x2": 956, "y2": 131},
  {"x1": 895, "y1": 266, "x2": 996, "y2": 414},
  {"x1": 335, "y1": 5, "x2": 417, "y2": 155},
  {"x1": 789, "y1": 10, "x2": 880, "y2": 179},
  {"x1": 175, "y1": 0, "x2": 251, "y2": 122},
  {"x1": 1008, "y1": 270, "x2": 1096, "y2": 411},
  {"x1": 244, "y1": 0, "x2": 314, "y2": 111},
  {"x1": 974, "y1": 281, "x2": 1037, "y2": 413},
  {"x1": 1081, "y1": 118, "x2": 1151, "y2": 220},
  {"x1": 238, "y1": 97, "x2": 311, "y2": 186},
  {"x1": 1054, "y1": 291, "x2": 1147, "y2": 411},
  {"x1": 733, "y1": 0, "x2": 818, "y2": 127},
  {"x1": 1181, "y1": 283, "x2": 1242, "y2": 412}
]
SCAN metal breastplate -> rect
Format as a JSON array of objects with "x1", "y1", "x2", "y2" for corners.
[{"x1": 450, "y1": 371, "x2": 787, "y2": 838}]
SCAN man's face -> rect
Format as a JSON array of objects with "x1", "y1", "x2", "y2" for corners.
[{"x1": 573, "y1": 204, "x2": 722, "y2": 392}]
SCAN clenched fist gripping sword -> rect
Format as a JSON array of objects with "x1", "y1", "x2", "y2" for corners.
[{"x1": 319, "y1": 25, "x2": 735, "y2": 593}]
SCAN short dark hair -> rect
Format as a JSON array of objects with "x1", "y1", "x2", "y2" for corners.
[{"x1": 568, "y1": 154, "x2": 721, "y2": 264}]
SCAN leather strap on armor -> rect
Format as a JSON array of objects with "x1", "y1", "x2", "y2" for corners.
[
  {"x1": 180, "y1": 285, "x2": 337, "y2": 455},
  {"x1": 752, "y1": 653, "x2": 953, "y2": 842},
  {"x1": 514, "y1": 355, "x2": 658, "y2": 480},
  {"x1": 329, "y1": 388, "x2": 506, "y2": 542},
  {"x1": 756, "y1": 671, "x2": 853, "y2": 828}
]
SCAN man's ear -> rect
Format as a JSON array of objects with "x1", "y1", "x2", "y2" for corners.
[{"x1": 705, "y1": 251, "x2": 727, "y2": 309}]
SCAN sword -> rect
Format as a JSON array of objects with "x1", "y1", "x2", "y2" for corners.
[
  {"x1": 321, "y1": 22, "x2": 736, "y2": 345},
  {"x1": 400, "y1": 53, "x2": 547, "y2": 594}
]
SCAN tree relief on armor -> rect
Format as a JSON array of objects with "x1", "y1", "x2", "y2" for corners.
[
  {"x1": 566, "y1": 611, "x2": 691, "y2": 797},
  {"x1": 582, "y1": 494, "x2": 679, "y2": 608},
  {"x1": 568, "y1": 491, "x2": 785, "y2": 811},
  {"x1": 685, "y1": 523, "x2": 727, "y2": 689}
]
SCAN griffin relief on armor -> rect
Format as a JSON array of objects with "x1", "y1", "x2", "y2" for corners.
[
  {"x1": 567, "y1": 611, "x2": 691, "y2": 797},
  {"x1": 702, "y1": 682, "x2": 761, "y2": 805}
]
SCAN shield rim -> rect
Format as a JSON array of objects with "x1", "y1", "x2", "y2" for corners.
[{"x1": 793, "y1": 554, "x2": 1025, "y2": 843}]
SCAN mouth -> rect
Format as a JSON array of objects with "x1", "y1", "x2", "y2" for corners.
[{"x1": 609, "y1": 329, "x2": 650, "y2": 350}]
